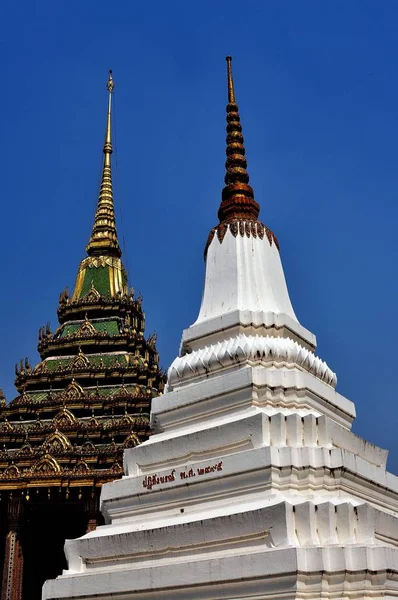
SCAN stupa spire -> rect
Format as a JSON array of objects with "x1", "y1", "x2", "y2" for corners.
[
  {"x1": 86, "y1": 70, "x2": 121, "y2": 258},
  {"x1": 218, "y1": 56, "x2": 260, "y2": 223}
]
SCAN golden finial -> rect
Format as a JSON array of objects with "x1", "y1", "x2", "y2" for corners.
[
  {"x1": 226, "y1": 56, "x2": 235, "y2": 103},
  {"x1": 217, "y1": 56, "x2": 260, "y2": 223},
  {"x1": 103, "y1": 70, "x2": 114, "y2": 163},
  {"x1": 106, "y1": 69, "x2": 114, "y2": 93},
  {"x1": 86, "y1": 70, "x2": 121, "y2": 258}
]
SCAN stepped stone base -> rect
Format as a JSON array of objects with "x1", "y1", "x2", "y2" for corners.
[{"x1": 43, "y1": 378, "x2": 398, "y2": 600}]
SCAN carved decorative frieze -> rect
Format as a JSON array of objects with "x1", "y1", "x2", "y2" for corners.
[{"x1": 204, "y1": 219, "x2": 279, "y2": 258}]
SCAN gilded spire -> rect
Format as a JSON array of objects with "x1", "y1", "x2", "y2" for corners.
[
  {"x1": 86, "y1": 70, "x2": 121, "y2": 258},
  {"x1": 218, "y1": 56, "x2": 260, "y2": 223}
]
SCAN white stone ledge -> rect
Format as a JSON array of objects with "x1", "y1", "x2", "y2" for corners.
[
  {"x1": 151, "y1": 366, "x2": 356, "y2": 433},
  {"x1": 42, "y1": 545, "x2": 398, "y2": 600},
  {"x1": 59, "y1": 502, "x2": 398, "y2": 575},
  {"x1": 101, "y1": 445, "x2": 398, "y2": 525},
  {"x1": 124, "y1": 411, "x2": 386, "y2": 480},
  {"x1": 183, "y1": 309, "x2": 316, "y2": 352}
]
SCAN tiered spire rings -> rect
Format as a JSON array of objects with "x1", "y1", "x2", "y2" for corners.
[
  {"x1": 86, "y1": 70, "x2": 121, "y2": 258},
  {"x1": 218, "y1": 56, "x2": 260, "y2": 223}
]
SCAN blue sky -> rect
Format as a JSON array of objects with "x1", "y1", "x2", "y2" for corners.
[{"x1": 3, "y1": 1, "x2": 398, "y2": 469}]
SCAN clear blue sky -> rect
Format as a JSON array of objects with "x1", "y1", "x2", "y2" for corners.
[{"x1": 3, "y1": 1, "x2": 398, "y2": 469}]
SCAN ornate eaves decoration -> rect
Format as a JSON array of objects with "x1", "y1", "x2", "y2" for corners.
[
  {"x1": 106, "y1": 440, "x2": 117, "y2": 453},
  {"x1": 123, "y1": 433, "x2": 140, "y2": 448},
  {"x1": 32, "y1": 454, "x2": 62, "y2": 473},
  {"x1": 205, "y1": 219, "x2": 279, "y2": 258},
  {"x1": 76, "y1": 316, "x2": 97, "y2": 337},
  {"x1": 53, "y1": 407, "x2": 77, "y2": 427},
  {"x1": 19, "y1": 441, "x2": 34, "y2": 455},
  {"x1": 78, "y1": 255, "x2": 128, "y2": 272},
  {"x1": 110, "y1": 462, "x2": 122, "y2": 474},
  {"x1": 0, "y1": 419, "x2": 14, "y2": 433},
  {"x1": 82, "y1": 282, "x2": 102, "y2": 303},
  {"x1": 120, "y1": 414, "x2": 135, "y2": 426},
  {"x1": 43, "y1": 430, "x2": 72, "y2": 453},
  {"x1": 82, "y1": 440, "x2": 96, "y2": 452},
  {"x1": 168, "y1": 334, "x2": 337, "y2": 389},
  {"x1": 62, "y1": 379, "x2": 85, "y2": 401},
  {"x1": 115, "y1": 384, "x2": 131, "y2": 398},
  {"x1": 33, "y1": 360, "x2": 49, "y2": 375},
  {"x1": 72, "y1": 348, "x2": 90, "y2": 370},
  {"x1": 73, "y1": 460, "x2": 90, "y2": 473},
  {"x1": 3, "y1": 463, "x2": 21, "y2": 477},
  {"x1": 88, "y1": 416, "x2": 100, "y2": 428}
]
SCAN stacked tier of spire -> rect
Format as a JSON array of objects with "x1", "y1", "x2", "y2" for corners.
[
  {"x1": 86, "y1": 70, "x2": 121, "y2": 258},
  {"x1": 218, "y1": 56, "x2": 260, "y2": 223}
]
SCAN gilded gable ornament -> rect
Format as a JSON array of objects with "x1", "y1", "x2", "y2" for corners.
[
  {"x1": 122, "y1": 432, "x2": 139, "y2": 448},
  {"x1": 82, "y1": 440, "x2": 95, "y2": 452},
  {"x1": 110, "y1": 462, "x2": 122, "y2": 474},
  {"x1": 32, "y1": 454, "x2": 61, "y2": 473},
  {"x1": 114, "y1": 384, "x2": 130, "y2": 398},
  {"x1": 43, "y1": 430, "x2": 72, "y2": 453},
  {"x1": 33, "y1": 360, "x2": 48, "y2": 375},
  {"x1": 83, "y1": 281, "x2": 102, "y2": 303},
  {"x1": 3, "y1": 463, "x2": 21, "y2": 478},
  {"x1": 53, "y1": 407, "x2": 77, "y2": 427},
  {"x1": 58, "y1": 379, "x2": 86, "y2": 406},
  {"x1": 0, "y1": 418, "x2": 13, "y2": 433},
  {"x1": 19, "y1": 441, "x2": 34, "y2": 456},
  {"x1": 76, "y1": 315, "x2": 97, "y2": 337},
  {"x1": 120, "y1": 414, "x2": 135, "y2": 426},
  {"x1": 72, "y1": 348, "x2": 90, "y2": 370},
  {"x1": 73, "y1": 460, "x2": 89, "y2": 473}
]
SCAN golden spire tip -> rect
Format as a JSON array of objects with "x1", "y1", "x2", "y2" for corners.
[
  {"x1": 107, "y1": 69, "x2": 114, "y2": 93},
  {"x1": 217, "y1": 55, "x2": 260, "y2": 225},
  {"x1": 85, "y1": 68, "x2": 120, "y2": 258},
  {"x1": 226, "y1": 56, "x2": 235, "y2": 104}
]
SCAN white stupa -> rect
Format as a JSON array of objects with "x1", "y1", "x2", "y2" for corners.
[{"x1": 43, "y1": 57, "x2": 398, "y2": 600}]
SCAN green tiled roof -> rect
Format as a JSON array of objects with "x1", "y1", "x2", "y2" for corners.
[
  {"x1": 59, "y1": 319, "x2": 120, "y2": 338},
  {"x1": 80, "y1": 266, "x2": 112, "y2": 298},
  {"x1": 9, "y1": 384, "x2": 153, "y2": 406},
  {"x1": 44, "y1": 353, "x2": 146, "y2": 373},
  {"x1": 94, "y1": 321, "x2": 120, "y2": 334}
]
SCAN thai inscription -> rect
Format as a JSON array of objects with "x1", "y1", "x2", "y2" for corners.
[{"x1": 142, "y1": 461, "x2": 223, "y2": 491}]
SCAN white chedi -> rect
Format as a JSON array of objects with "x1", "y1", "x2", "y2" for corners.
[
  {"x1": 43, "y1": 212, "x2": 398, "y2": 599},
  {"x1": 43, "y1": 56, "x2": 398, "y2": 599}
]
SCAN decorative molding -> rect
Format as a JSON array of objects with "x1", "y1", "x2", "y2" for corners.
[
  {"x1": 43, "y1": 430, "x2": 72, "y2": 453},
  {"x1": 32, "y1": 454, "x2": 62, "y2": 474},
  {"x1": 168, "y1": 334, "x2": 336, "y2": 388},
  {"x1": 205, "y1": 219, "x2": 279, "y2": 259},
  {"x1": 82, "y1": 282, "x2": 102, "y2": 303}
]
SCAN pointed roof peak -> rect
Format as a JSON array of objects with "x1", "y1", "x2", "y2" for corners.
[
  {"x1": 86, "y1": 70, "x2": 121, "y2": 258},
  {"x1": 226, "y1": 56, "x2": 235, "y2": 103},
  {"x1": 217, "y1": 56, "x2": 260, "y2": 224}
]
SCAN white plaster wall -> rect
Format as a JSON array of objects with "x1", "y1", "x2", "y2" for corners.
[{"x1": 196, "y1": 228, "x2": 297, "y2": 324}]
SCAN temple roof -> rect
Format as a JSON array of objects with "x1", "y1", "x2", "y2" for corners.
[
  {"x1": 0, "y1": 71, "x2": 165, "y2": 490},
  {"x1": 72, "y1": 71, "x2": 127, "y2": 305}
]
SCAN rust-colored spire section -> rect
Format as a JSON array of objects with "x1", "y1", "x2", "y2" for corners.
[
  {"x1": 86, "y1": 70, "x2": 122, "y2": 258},
  {"x1": 218, "y1": 56, "x2": 260, "y2": 223}
]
